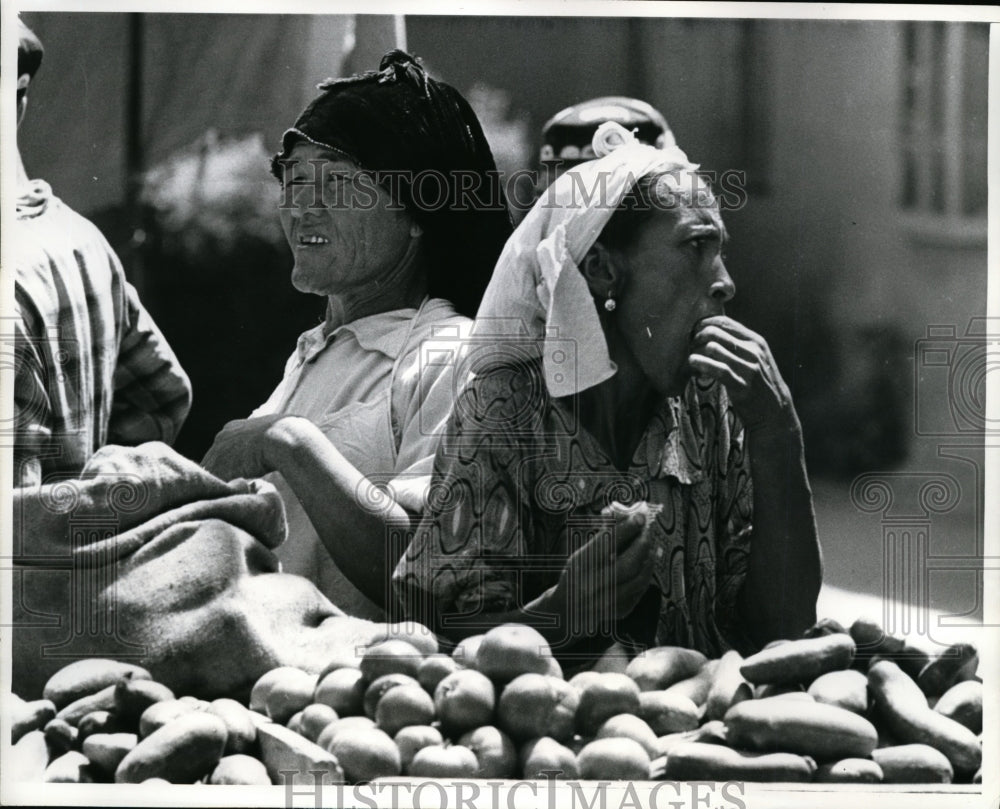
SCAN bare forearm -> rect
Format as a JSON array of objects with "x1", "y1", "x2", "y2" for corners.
[
  {"x1": 265, "y1": 418, "x2": 410, "y2": 607},
  {"x1": 741, "y1": 418, "x2": 823, "y2": 646}
]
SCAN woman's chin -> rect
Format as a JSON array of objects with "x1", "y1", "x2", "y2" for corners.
[
  {"x1": 290, "y1": 271, "x2": 328, "y2": 297},
  {"x1": 657, "y1": 368, "x2": 691, "y2": 398}
]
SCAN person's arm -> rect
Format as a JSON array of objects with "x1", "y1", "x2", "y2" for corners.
[
  {"x1": 202, "y1": 415, "x2": 408, "y2": 606},
  {"x1": 740, "y1": 413, "x2": 821, "y2": 644},
  {"x1": 690, "y1": 316, "x2": 822, "y2": 646},
  {"x1": 108, "y1": 283, "x2": 192, "y2": 447},
  {"x1": 12, "y1": 314, "x2": 51, "y2": 487},
  {"x1": 416, "y1": 505, "x2": 655, "y2": 646}
]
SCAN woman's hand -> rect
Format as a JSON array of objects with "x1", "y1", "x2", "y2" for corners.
[
  {"x1": 552, "y1": 502, "x2": 656, "y2": 631},
  {"x1": 201, "y1": 415, "x2": 306, "y2": 481},
  {"x1": 689, "y1": 315, "x2": 798, "y2": 434}
]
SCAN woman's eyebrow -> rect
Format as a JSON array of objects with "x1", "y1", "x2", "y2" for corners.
[{"x1": 681, "y1": 222, "x2": 723, "y2": 239}]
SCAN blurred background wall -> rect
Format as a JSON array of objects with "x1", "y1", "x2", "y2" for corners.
[{"x1": 15, "y1": 12, "x2": 989, "y2": 620}]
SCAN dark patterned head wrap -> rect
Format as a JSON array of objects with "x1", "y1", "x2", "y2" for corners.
[{"x1": 272, "y1": 50, "x2": 513, "y2": 319}]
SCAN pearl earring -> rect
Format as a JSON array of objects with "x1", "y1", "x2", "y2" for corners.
[{"x1": 604, "y1": 295, "x2": 617, "y2": 312}]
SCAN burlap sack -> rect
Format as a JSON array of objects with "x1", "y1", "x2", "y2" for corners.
[{"x1": 11, "y1": 442, "x2": 426, "y2": 700}]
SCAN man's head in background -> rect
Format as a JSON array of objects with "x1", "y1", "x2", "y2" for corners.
[
  {"x1": 17, "y1": 18, "x2": 44, "y2": 128},
  {"x1": 536, "y1": 96, "x2": 674, "y2": 193}
]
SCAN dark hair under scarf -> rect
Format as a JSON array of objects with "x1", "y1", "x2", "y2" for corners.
[{"x1": 272, "y1": 50, "x2": 513, "y2": 319}]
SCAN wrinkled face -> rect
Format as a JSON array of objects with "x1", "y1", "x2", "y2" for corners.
[
  {"x1": 278, "y1": 142, "x2": 415, "y2": 297},
  {"x1": 611, "y1": 178, "x2": 735, "y2": 397}
]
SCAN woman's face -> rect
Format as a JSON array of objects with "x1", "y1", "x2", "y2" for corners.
[
  {"x1": 278, "y1": 142, "x2": 416, "y2": 297},
  {"x1": 611, "y1": 191, "x2": 735, "y2": 397}
]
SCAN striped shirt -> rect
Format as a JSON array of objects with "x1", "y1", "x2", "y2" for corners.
[{"x1": 12, "y1": 180, "x2": 192, "y2": 487}]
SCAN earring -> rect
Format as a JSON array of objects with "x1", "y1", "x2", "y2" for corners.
[{"x1": 604, "y1": 294, "x2": 617, "y2": 312}]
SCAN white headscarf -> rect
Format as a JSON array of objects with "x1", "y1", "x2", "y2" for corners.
[{"x1": 472, "y1": 122, "x2": 697, "y2": 397}]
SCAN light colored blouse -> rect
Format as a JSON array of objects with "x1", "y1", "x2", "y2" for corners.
[{"x1": 252, "y1": 296, "x2": 468, "y2": 619}]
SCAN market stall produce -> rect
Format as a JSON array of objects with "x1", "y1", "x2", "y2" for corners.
[{"x1": 8, "y1": 617, "x2": 983, "y2": 786}]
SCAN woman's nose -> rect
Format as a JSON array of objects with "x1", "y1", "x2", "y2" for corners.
[
  {"x1": 710, "y1": 259, "x2": 736, "y2": 303},
  {"x1": 286, "y1": 181, "x2": 324, "y2": 214}
]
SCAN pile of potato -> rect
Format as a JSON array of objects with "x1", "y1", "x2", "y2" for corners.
[{"x1": 8, "y1": 617, "x2": 983, "y2": 785}]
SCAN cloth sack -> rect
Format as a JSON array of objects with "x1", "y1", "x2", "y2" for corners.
[{"x1": 12, "y1": 442, "x2": 428, "y2": 700}]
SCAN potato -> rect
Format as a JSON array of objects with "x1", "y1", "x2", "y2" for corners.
[
  {"x1": 807, "y1": 669, "x2": 868, "y2": 714},
  {"x1": 114, "y1": 676, "x2": 175, "y2": 728},
  {"x1": 497, "y1": 673, "x2": 578, "y2": 742},
  {"x1": 520, "y1": 736, "x2": 578, "y2": 780},
  {"x1": 662, "y1": 659, "x2": 719, "y2": 705},
  {"x1": 704, "y1": 651, "x2": 753, "y2": 721},
  {"x1": 474, "y1": 624, "x2": 554, "y2": 684},
  {"x1": 814, "y1": 757, "x2": 884, "y2": 783},
  {"x1": 82, "y1": 732, "x2": 138, "y2": 775},
  {"x1": 933, "y1": 680, "x2": 982, "y2": 734},
  {"x1": 207, "y1": 698, "x2": 258, "y2": 754},
  {"x1": 57, "y1": 685, "x2": 117, "y2": 726},
  {"x1": 868, "y1": 660, "x2": 980, "y2": 776},
  {"x1": 44, "y1": 751, "x2": 95, "y2": 783},
  {"x1": 209, "y1": 754, "x2": 272, "y2": 785},
  {"x1": 872, "y1": 743, "x2": 953, "y2": 783},
  {"x1": 115, "y1": 712, "x2": 228, "y2": 783},
  {"x1": 724, "y1": 697, "x2": 878, "y2": 760},
  {"x1": 12, "y1": 698, "x2": 56, "y2": 744},
  {"x1": 43, "y1": 717, "x2": 77, "y2": 758},
  {"x1": 848, "y1": 618, "x2": 904, "y2": 667},
  {"x1": 576, "y1": 738, "x2": 651, "y2": 781},
  {"x1": 740, "y1": 633, "x2": 855, "y2": 685},
  {"x1": 637, "y1": 690, "x2": 701, "y2": 735},
  {"x1": 43, "y1": 660, "x2": 151, "y2": 710},
  {"x1": 662, "y1": 742, "x2": 816, "y2": 782},
  {"x1": 575, "y1": 673, "x2": 641, "y2": 736},
  {"x1": 139, "y1": 700, "x2": 198, "y2": 739},
  {"x1": 77, "y1": 710, "x2": 123, "y2": 743},
  {"x1": 916, "y1": 643, "x2": 978, "y2": 697},
  {"x1": 655, "y1": 721, "x2": 728, "y2": 758},
  {"x1": 594, "y1": 714, "x2": 660, "y2": 759},
  {"x1": 625, "y1": 647, "x2": 707, "y2": 691},
  {"x1": 407, "y1": 744, "x2": 478, "y2": 778}
]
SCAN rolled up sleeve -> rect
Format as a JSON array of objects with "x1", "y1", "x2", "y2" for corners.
[{"x1": 108, "y1": 284, "x2": 193, "y2": 446}]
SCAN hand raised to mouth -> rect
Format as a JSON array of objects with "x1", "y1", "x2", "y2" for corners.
[{"x1": 688, "y1": 315, "x2": 797, "y2": 434}]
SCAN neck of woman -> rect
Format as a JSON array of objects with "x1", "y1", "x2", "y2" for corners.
[
  {"x1": 324, "y1": 240, "x2": 428, "y2": 332},
  {"x1": 578, "y1": 329, "x2": 662, "y2": 471}
]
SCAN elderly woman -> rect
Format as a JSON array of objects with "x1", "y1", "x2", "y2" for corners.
[
  {"x1": 202, "y1": 51, "x2": 512, "y2": 619},
  {"x1": 393, "y1": 123, "x2": 822, "y2": 661}
]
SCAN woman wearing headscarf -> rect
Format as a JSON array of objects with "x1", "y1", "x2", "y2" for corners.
[
  {"x1": 394, "y1": 122, "x2": 822, "y2": 661},
  {"x1": 202, "y1": 51, "x2": 512, "y2": 619}
]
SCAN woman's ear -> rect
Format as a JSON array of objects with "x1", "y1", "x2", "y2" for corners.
[{"x1": 578, "y1": 241, "x2": 624, "y2": 299}]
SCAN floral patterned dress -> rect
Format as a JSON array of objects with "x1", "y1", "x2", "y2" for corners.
[{"x1": 393, "y1": 358, "x2": 756, "y2": 660}]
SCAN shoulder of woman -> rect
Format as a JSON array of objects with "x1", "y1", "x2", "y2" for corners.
[
  {"x1": 400, "y1": 299, "x2": 471, "y2": 357},
  {"x1": 415, "y1": 297, "x2": 468, "y2": 327},
  {"x1": 461, "y1": 354, "x2": 549, "y2": 425}
]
